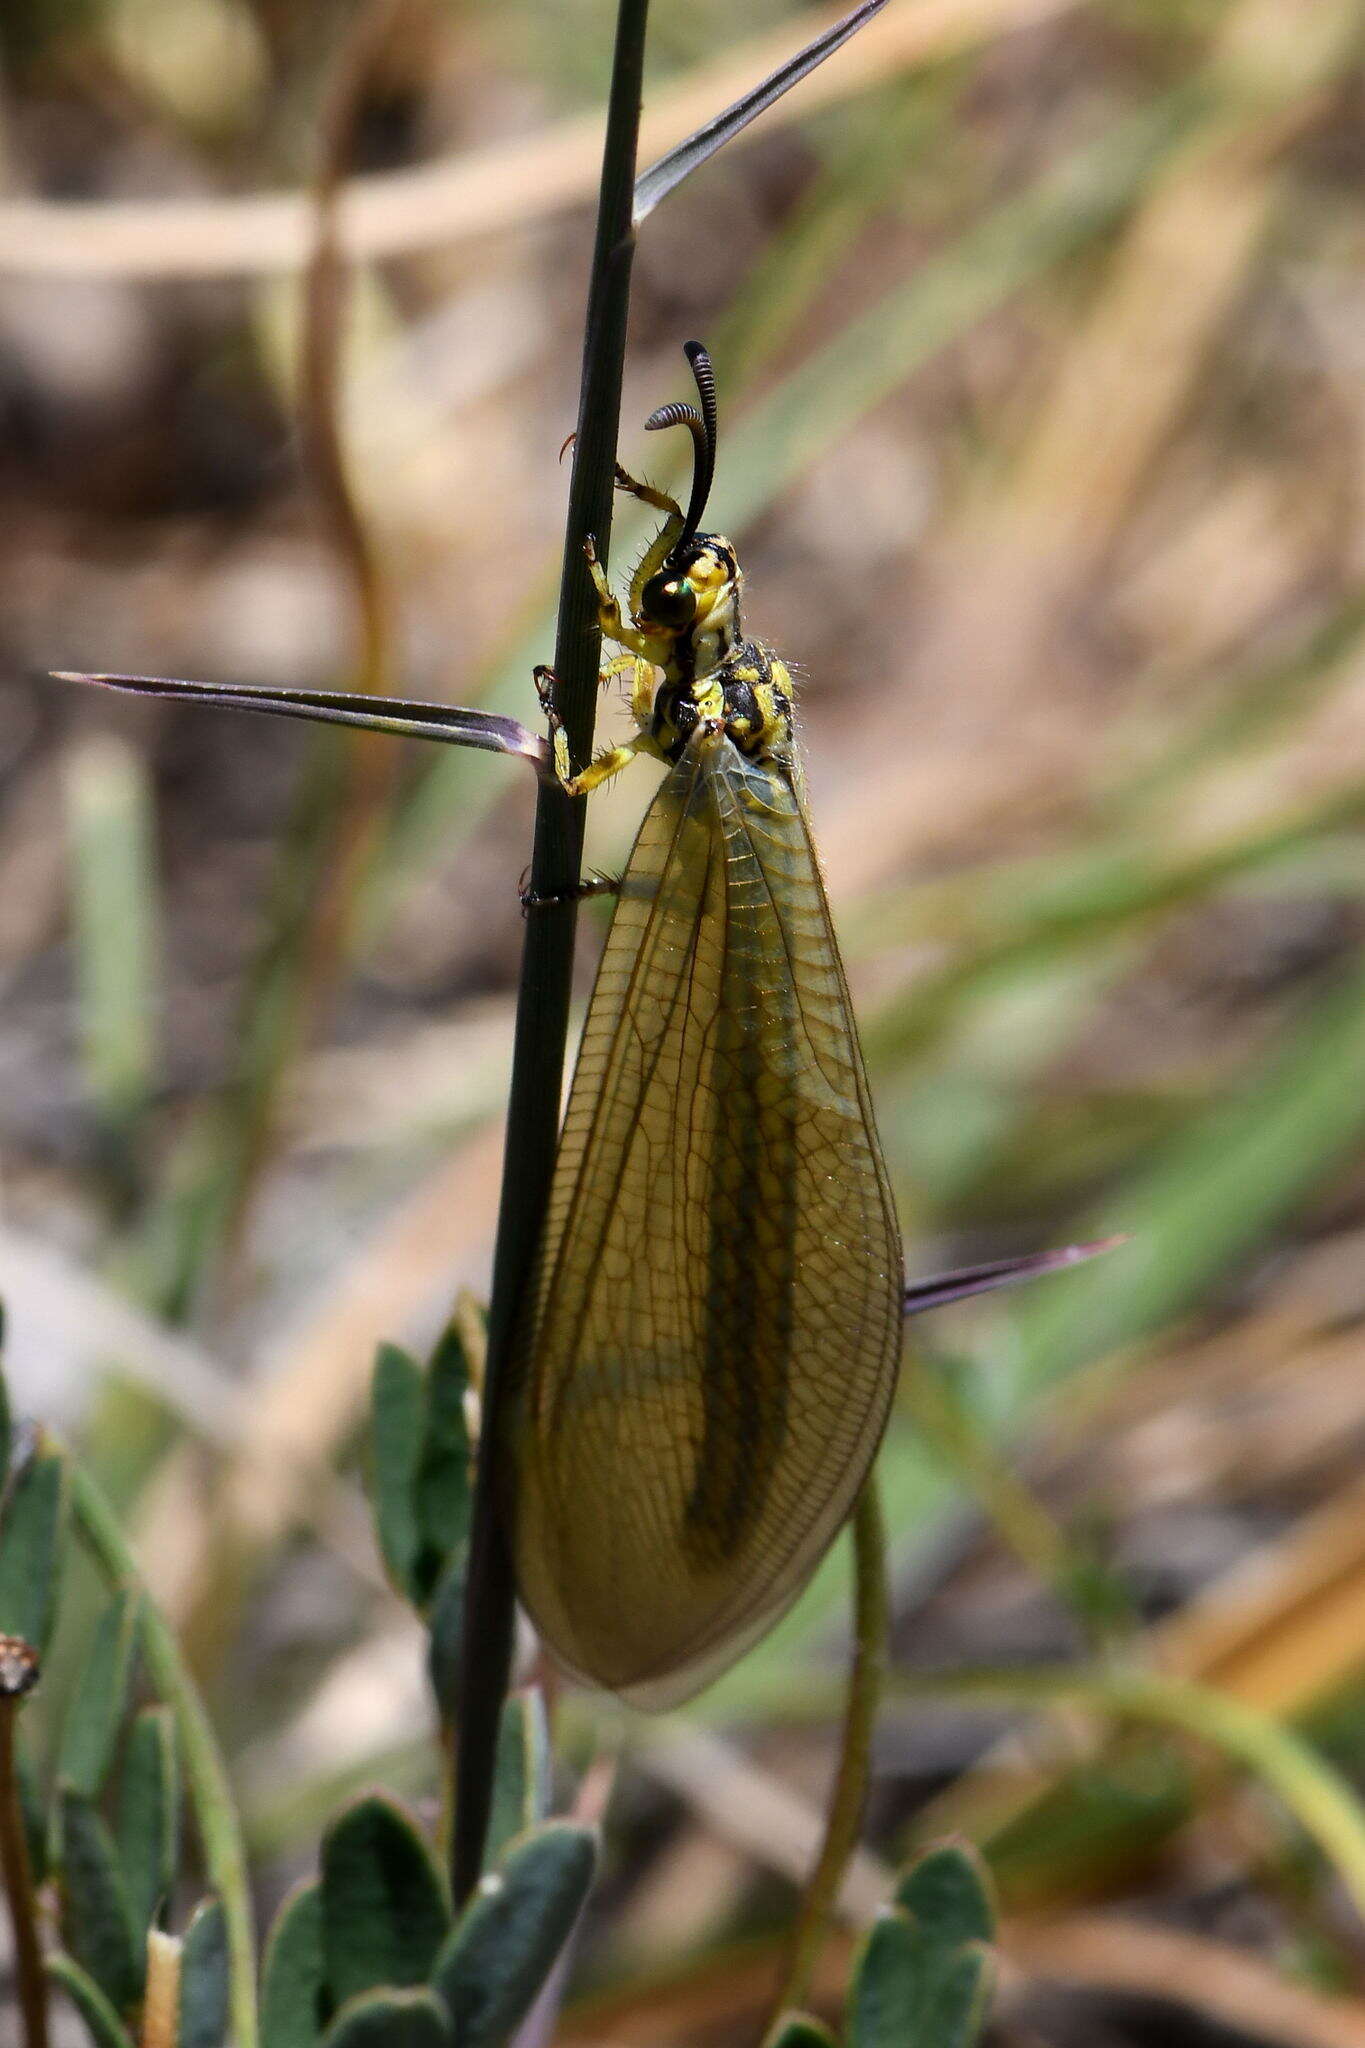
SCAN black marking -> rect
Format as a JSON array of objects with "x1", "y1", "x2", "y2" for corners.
[{"x1": 648, "y1": 640, "x2": 793, "y2": 764}]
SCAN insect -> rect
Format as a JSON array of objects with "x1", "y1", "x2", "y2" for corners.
[
  {"x1": 505, "y1": 343, "x2": 904, "y2": 1708},
  {"x1": 60, "y1": 347, "x2": 1107, "y2": 1718}
]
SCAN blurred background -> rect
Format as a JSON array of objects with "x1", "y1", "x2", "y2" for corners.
[{"x1": 6, "y1": 0, "x2": 1365, "y2": 2041}]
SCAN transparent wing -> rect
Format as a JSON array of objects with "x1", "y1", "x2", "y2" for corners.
[{"x1": 505, "y1": 726, "x2": 902, "y2": 1707}]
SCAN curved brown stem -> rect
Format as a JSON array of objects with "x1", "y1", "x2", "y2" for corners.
[
  {"x1": 0, "y1": 1687, "x2": 49, "y2": 2048},
  {"x1": 768, "y1": 1479, "x2": 888, "y2": 2030}
]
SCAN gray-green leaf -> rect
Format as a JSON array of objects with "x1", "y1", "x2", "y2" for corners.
[
  {"x1": 59, "y1": 1790, "x2": 144, "y2": 2014},
  {"x1": 370, "y1": 1344, "x2": 425, "y2": 1603},
  {"x1": 322, "y1": 1987, "x2": 452, "y2": 2048},
  {"x1": 849, "y1": 1910, "x2": 922, "y2": 2048},
  {"x1": 47, "y1": 1951, "x2": 136, "y2": 2048},
  {"x1": 894, "y1": 1842, "x2": 994, "y2": 1950},
  {"x1": 179, "y1": 1897, "x2": 230, "y2": 2048},
  {"x1": 425, "y1": 1559, "x2": 464, "y2": 1730},
  {"x1": 414, "y1": 1319, "x2": 473, "y2": 1600},
  {"x1": 0, "y1": 1435, "x2": 68, "y2": 1656},
  {"x1": 58, "y1": 1591, "x2": 140, "y2": 1800},
  {"x1": 431, "y1": 1823, "x2": 596, "y2": 2048},
  {"x1": 485, "y1": 1690, "x2": 550, "y2": 1868},
  {"x1": 261, "y1": 1879, "x2": 326, "y2": 2048},
  {"x1": 913, "y1": 1943, "x2": 995, "y2": 2048},
  {"x1": 117, "y1": 1704, "x2": 179, "y2": 1938},
  {"x1": 322, "y1": 1793, "x2": 449, "y2": 2008}
]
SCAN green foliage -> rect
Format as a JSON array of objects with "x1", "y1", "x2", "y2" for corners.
[
  {"x1": 117, "y1": 1705, "x2": 180, "y2": 1938},
  {"x1": 58, "y1": 1789, "x2": 146, "y2": 2015},
  {"x1": 321, "y1": 1793, "x2": 450, "y2": 2007},
  {"x1": 259, "y1": 1814, "x2": 596, "y2": 2048},
  {"x1": 987, "y1": 1744, "x2": 1191, "y2": 1899},
  {"x1": 893, "y1": 1841, "x2": 994, "y2": 1948},
  {"x1": 58, "y1": 1590, "x2": 141, "y2": 1800},
  {"x1": 414, "y1": 1323, "x2": 476, "y2": 1588},
  {"x1": 0, "y1": 1338, "x2": 248, "y2": 2048},
  {"x1": 368, "y1": 1317, "x2": 474, "y2": 1617},
  {"x1": 369, "y1": 1316, "x2": 479, "y2": 1725},
  {"x1": 261, "y1": 1881, "x2": 326, "y2": 2048},
  {"x1": 322, "y1": 1987, "x2": 453, "y2": 2048},
  {"x1": 425, "y1": 1562, "x2": 465, "y2": 1731},
  {"x1": 370, "y1": 1345, "x2": 426, "y2": 1601},
  {"x1": 47, "y1": 1951, "x2": 137, "y2": 2048},
  {"x1": 765, "y1": 2018, "x2": 840, "y2": 2048},
  {"x1": 774, "y1": 1845, "x2": 998, "y2": 2048},
  {"x1": 180, "y1": 1898, "x2": 232, "y2": 2048},
  {"x1": 849, "y1": 1913, "x2": 930, "y2": 2048},
  {"x1": 485, "y1": 1689, "x2": 551, "y2": 1867},
  {"x1": 430, "y1": 1823, "x2": 598, "y2": 2048},
  {"x1": 0, "y1": 1433, "x2": 68, "y2": 1656}
]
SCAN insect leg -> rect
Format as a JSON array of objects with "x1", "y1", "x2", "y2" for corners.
[
  {"x1": 628, "y1": 656, "x2": 655, "y2": 726},
  {"x1": 600, "y1": 653, "x2": 658, "y2": 729},
  {"x1": 566, "y1": 733, "x2": 649, "y2": 798},
  {"x1": 532, "y1": 663, "x2": 573, "y2": 786},
  {"x1": 520, "y1": 866, "x2": 622, "y2": 913},
  {"x1": 600, "y1": 654, "x2": 640, "y2": 687},
  {"x1": 533, "y1": 663, "x2": 653, "y2": 803},
  {"x1": 584, "y1": 535, "x2": 654, "y2": 657},
  {"x1": 612, "y1": 462, "x2": 682, "y2": 519}
]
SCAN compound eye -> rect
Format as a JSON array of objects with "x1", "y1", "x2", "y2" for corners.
[{"x1": 642, "y1": 572, "x2": 697, "y2": 628}]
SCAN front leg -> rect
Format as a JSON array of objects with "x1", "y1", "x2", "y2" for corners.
[
  {"x1": 612, "y1": 461, "x2": 682, "y2": 523},
  {"x1": 584, "y1": 535, "x2": 654, "y2": 658}
]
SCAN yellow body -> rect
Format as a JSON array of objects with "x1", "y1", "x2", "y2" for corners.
[{"x1": 505, "y1": 401, "x2": 903, "y2": 1708}]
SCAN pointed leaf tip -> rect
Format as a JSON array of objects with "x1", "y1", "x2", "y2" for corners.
[
  {"x1": 179, "y1": 1898, "x2": 230, "y2": 2048},
  {"x1": 635, "y1": 0, "x2": 888, "y2": 221},
  {"x1": 902, "y1": 1235, "x2": 1127, "y2": 1317},
  {"x1": 894, "y1": 1841, "x2": 994, "y2": 1948},
  {"x1": 53, "y1": 672, "x2": 549, "y2": 771}
]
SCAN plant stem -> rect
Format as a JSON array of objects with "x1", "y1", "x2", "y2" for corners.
[
  {"x1": 451, "y1": 0, "x2": 650, "y2": 1906},
  {"x1": 68, "y1": 1464, "x2": 257, "y2": 2048},
  {"x1": 770, "y1": 1480, "x2": 888, "y2": 2026},
  {"x1": 907, "y1": 1664, "x2": 1365, "y2": 1930},
  {"x1": 0, "y1": 1696, "x2": 49, "y2": 2048},
  {"x1": 140, "y1": 1929, "x2": 182, "y2": 2048}
]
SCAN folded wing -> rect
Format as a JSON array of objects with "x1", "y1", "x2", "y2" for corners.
[{"x1": 506, "y1": 725, "x2": 902, "y2": 1706}]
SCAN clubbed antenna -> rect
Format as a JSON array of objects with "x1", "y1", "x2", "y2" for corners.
[{"x1": 644, "y1": 340, "x2": 718, "y2": 560}]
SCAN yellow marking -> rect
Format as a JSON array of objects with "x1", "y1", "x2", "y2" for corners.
[
  {"x1": 565, "y1": 734, "x2": 651, "y2": 799},
  {"x1": 599, "y1": 652, "x2": 659, "y2": 727},
  {"x1": 586, "y1": 541, "x2": 655, "y2": 660}
]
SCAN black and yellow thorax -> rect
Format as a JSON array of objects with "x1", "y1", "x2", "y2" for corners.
[{"x1": 636, "y1": 537, "x2": 794, "y2": 772}]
